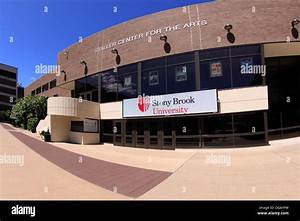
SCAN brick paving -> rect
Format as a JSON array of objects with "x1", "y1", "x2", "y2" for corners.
[{"x1": 8, "y1": 130, "x2": 172, "y2": 198}]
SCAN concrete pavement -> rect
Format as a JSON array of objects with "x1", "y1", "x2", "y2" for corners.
[{"x1": 0, "y1": 123, "x2": 299, "y2": 200}]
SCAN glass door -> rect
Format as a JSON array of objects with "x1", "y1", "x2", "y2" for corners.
[
  {"x1": 125, "y1": 121, "x2": 134, "y2": 147},
  {"x1": 163, "y1": 119, "x2": 174, "y2": 149},
  {"x1": 113, "y1": 121, "x2": 124, "y2": 146},
  {"x1": 148, "y1": 120, "x2": 161, "y2": 149},
  {"x1": 136, "y1": 121, "x2": 145, "y2": 148}
]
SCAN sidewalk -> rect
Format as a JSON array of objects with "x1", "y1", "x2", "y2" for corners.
[
  {"x1": 1, "y1": 123, "x2": 299, "y2": 200},
  {"x1": 0, "y1": 124, "x2": 170, "y2": 199}
]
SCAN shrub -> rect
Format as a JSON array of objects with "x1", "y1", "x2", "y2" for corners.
[
  {"x1": 10, "y1": 95, "x2": 47, "y2": 130},
  {"x1": 27, "y1": 117, "x2": 40, "y2": 133},
  {"x1": 0, "y1": 109, "x2": 12, "y2": 123}
]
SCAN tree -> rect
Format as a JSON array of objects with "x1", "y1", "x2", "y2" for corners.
[{"x1": 10, "y1": 95, "x2": 47, "y2": 130}]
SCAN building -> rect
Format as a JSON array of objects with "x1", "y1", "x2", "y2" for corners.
[
  {"x1": 0, "y1": 63, "x2": 18, "y2": 111},
  {"x1": 16, "y1": 85, "x2": 24, "y2": 100},
  {"x1": 25, "y1": 0, "x2": 300, "y2": 149}
]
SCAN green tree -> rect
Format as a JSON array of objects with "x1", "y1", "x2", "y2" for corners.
[{"x1": 10, "y1": 95, "x2": 47, "y2": 130}]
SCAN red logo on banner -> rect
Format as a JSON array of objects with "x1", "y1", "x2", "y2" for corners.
[{"x1": 137, "y1": 95, "x2": 150, "y2": 112}]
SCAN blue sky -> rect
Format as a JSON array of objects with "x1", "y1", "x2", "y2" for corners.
[{"x1": 0, "y1": 0, "x2": 213, "y2": 87}]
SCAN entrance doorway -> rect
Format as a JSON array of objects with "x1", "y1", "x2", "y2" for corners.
[{"x1": 113, "y1": 121, "x2": 124, "y2": 146}]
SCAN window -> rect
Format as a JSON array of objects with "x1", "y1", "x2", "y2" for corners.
[
  {"x1": 42, "y1": 83, "x2": 49, "y2": 92},
  {"x1": 232, "y1": 55, "x2": 262, "y2": 87},
  {"x1": 202, "y1": 115, "x2": 233, "y2": 135},
  {"x1": 36, "y1": 87, "x2": 41, "y2": 94},
  {"x1": 0, "y1": 86, "x2": 16, "y2": 95},
  {"x1": 167, "y1": 63, "x2": 195, "y2": 93},
  {"x1": 142, "y1": 57, "x2": 166, "y2": 96},
  {"x1": 0, "y1": 70, "x2": 16, "y2": 79},
  {"x1": 200, "y1": 58, "x2": 231, "y2": 89},
  {"x1": 233, "y1": 112, "x2": 264, "y2": 133},
  {"x1": 84, "y1": 119, "x2": 98, "y2": 132},
  {"x1": 149, "y1": 71, "x2": 159, "y2": 86},
  {"x1": 71, "y1": 121, "x2": 84, "y2": 132},
  {"x1": 75, "y1": 74, "x2": 99, "y2": 102},
  {"x1": 117, "y1": 64, "x2": 137, "y2": 100},
  {"x1": 0, "y1": 78, "x2": 16, "y2": 87},
  {"x1": 71, "y1": 119, "x2": 98, "y2": 132},
  {"x1": 199, "y1": 45, "x2": 262, "y2": 90},
  {"x1": 49, "y1": 79, "x2": 56, "y2": 89},
  {"x1": 101, "y1": 70, "x2": 118, "y2": 103},
  {"x1": 31, "y1": 90, "x2": 35, "y2": 96},
  {"x1": 175, "y1": 66, "x2": 187, "y2": 82},
  {"x1": 142, "y1": 68, "x2": 166, "y2": 96}
]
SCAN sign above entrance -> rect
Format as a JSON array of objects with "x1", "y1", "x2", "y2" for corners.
[
  {"x1": 95, "y1": 20, "x2": 208, "y2": 53},
  {"x1": 123, "y1": 89, "x2": 218, "y2": 118}
]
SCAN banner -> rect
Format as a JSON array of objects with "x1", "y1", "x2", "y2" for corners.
[{"x1": 123, "y1": 89, "x2": 218, "y2": 118}]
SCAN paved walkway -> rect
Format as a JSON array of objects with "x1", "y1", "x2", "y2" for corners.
[
  {"x1": 1, "y1": 123, "x2": 299, "y2": 199},
  {"x1": 2, "y1": 124, "x2": 171, "y2": 198}
]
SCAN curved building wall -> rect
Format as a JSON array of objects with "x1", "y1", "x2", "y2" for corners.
[{"x1": 56, "y1": 0, "x2": 300, "y2": 86}]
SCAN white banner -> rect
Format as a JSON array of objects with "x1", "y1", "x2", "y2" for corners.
[{"x1": 123, "y1": 89, "x2": 218, "y2": 118}]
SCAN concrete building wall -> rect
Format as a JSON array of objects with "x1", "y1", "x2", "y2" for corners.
[
  {"x1": 47, "y1": 97, "x2": 100, "y2": 119},
  {"x1": 218, "y1": 86, "x2": 268, "y2": 114},
  {"x1": 69, "y1": 131, "x2": 99, "y2": 145},
  {"x1": 264, "y1": 42, "x2": 300, "y2": 58},
  {"x1": 100, "y1": 102, "x2": 122, "y2": 119},
  {"x1": 49, "y1": 115, "x2": 71, "y2": 142}
]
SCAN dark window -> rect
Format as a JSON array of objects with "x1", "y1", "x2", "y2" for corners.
[
  {"x1": 167, "y1": 52, "x2": 194, "y2": 65},
  {"x1": 0, "y1": 70, "x2": 16, "y2": 79},
  {"x1": 142, "y1": 57, "x2": 165, "y2": 70},
  {"x1": 231, "y1": 44, "x2": 261, "y2": 56},
  {"x1": 199, "y1": 47, "x2": 229, "y2": 60},
  {"x1": 0, "y1": 94, "x2": 11, "y2": 103},
  {"x1": 234, "y1": 134, "x2": 266, "y2": 146},
  {"x1": 49, "y1": 79, "x2": 56, "y2": 89},
  {"x1": 75, "y1": 74, "x2": 98, "y2": 94},
  {"x1": 36, "y1": 87, "x2": 41, "y2": 94},
  {"x1": 86, "y1": 93, "x2": 91, "y2": 101},
  {"x1": 101, "y1": 70, "x2": 118, "y2": 103},
  {"x1": 266, "y1": 56, "x2": 300, "y2": 111},
  {"x1": 75, "y1": 74, "x2": 99, "y2": 102},
  {"x1": 166, "y1": 63, "x2": 195, "y2": 93},
  {"x1": 31, "y1": 90, "x2": 36, "y2": 96},
  {"x1": 199, "y1": 45, "x2": 262, "y2": 90},
  {"x1": 117, "y1": 64, "x2": 137, "y2": 100},
  {"x1": 176, "y1": 118, "x2": 199, "y2": 136},
  {"x1": 200, "y1": 58, "x2": 231, "y2": 89},
  {"x1": 101, "y1": 120, "x2": 113, "y2": 143},
  {"x1": 71, "y1": 121, "x2": 84, "y2": 132},
  {"x1": 202, "y1": 115, "x2": 234, "y2": 147},
  {"x1": 142, "y1": 67, "x2": 166, "y2": 96},
  {"x1": 233, "y1": 112, "x2": 265, "y2": 133},
  {"x1": 202, "y1": 115, "x2": 233, "y2": 135},
  {"x1": 0, "y1": 78, "x2": 16, "y2": 87},
  {"x1": 42, "y1": 83, "x2": 49, "y2": 92},
  {"x1": 0, "y1": 86, "x2": 16, "y2": 95},
  {"x1": 231, "y1": 55, "x2": 262, "y2": 87},
  {"x1": 142, "y1": 57, "x2": 166, "y2": 96}
]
